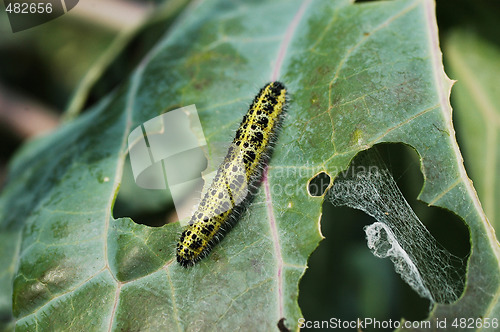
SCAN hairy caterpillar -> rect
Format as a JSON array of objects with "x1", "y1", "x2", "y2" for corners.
[{"x1": 176, "y1": 81, "x2": 287, "y2": 267}]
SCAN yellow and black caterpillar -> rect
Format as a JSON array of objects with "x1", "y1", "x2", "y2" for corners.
[{"x1": 176, "y1": 81, "x2": 287, "y2": 267}]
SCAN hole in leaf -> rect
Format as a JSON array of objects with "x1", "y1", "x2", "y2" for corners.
[
  {"x1": 307, "y1": 171, "x2": 332, "y2": 197},
  {"x1": 113, "y1": 154, "x2": 177, "y2": 227},
  {"x1": 299, "y1": 143, "x2": 470, "y2": 326},
  {"x1": 113, "y1": 106, "x2": 210, "y2": 228}
]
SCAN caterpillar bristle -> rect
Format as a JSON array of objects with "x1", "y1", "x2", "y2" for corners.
[{"x1": 176, "y1": 81, "x2": 287, "y2": 267}]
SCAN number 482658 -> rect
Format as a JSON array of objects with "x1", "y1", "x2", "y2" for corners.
[{"x1": 5, "y1": 2, "x2": 53, "y2": 14}]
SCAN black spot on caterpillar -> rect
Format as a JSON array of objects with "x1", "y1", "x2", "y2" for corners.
[{"x1": 176, "y1": 81, "x2": 287, "y2": 267}]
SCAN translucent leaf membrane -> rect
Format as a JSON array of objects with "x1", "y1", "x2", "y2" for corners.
[{"x1": 328, "y1": 148, "x2": 466, "y2": 304}]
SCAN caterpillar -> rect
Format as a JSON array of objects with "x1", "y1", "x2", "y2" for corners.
[{"x1": 176, "y1": 81, "x2": 287, "y2": 267}]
